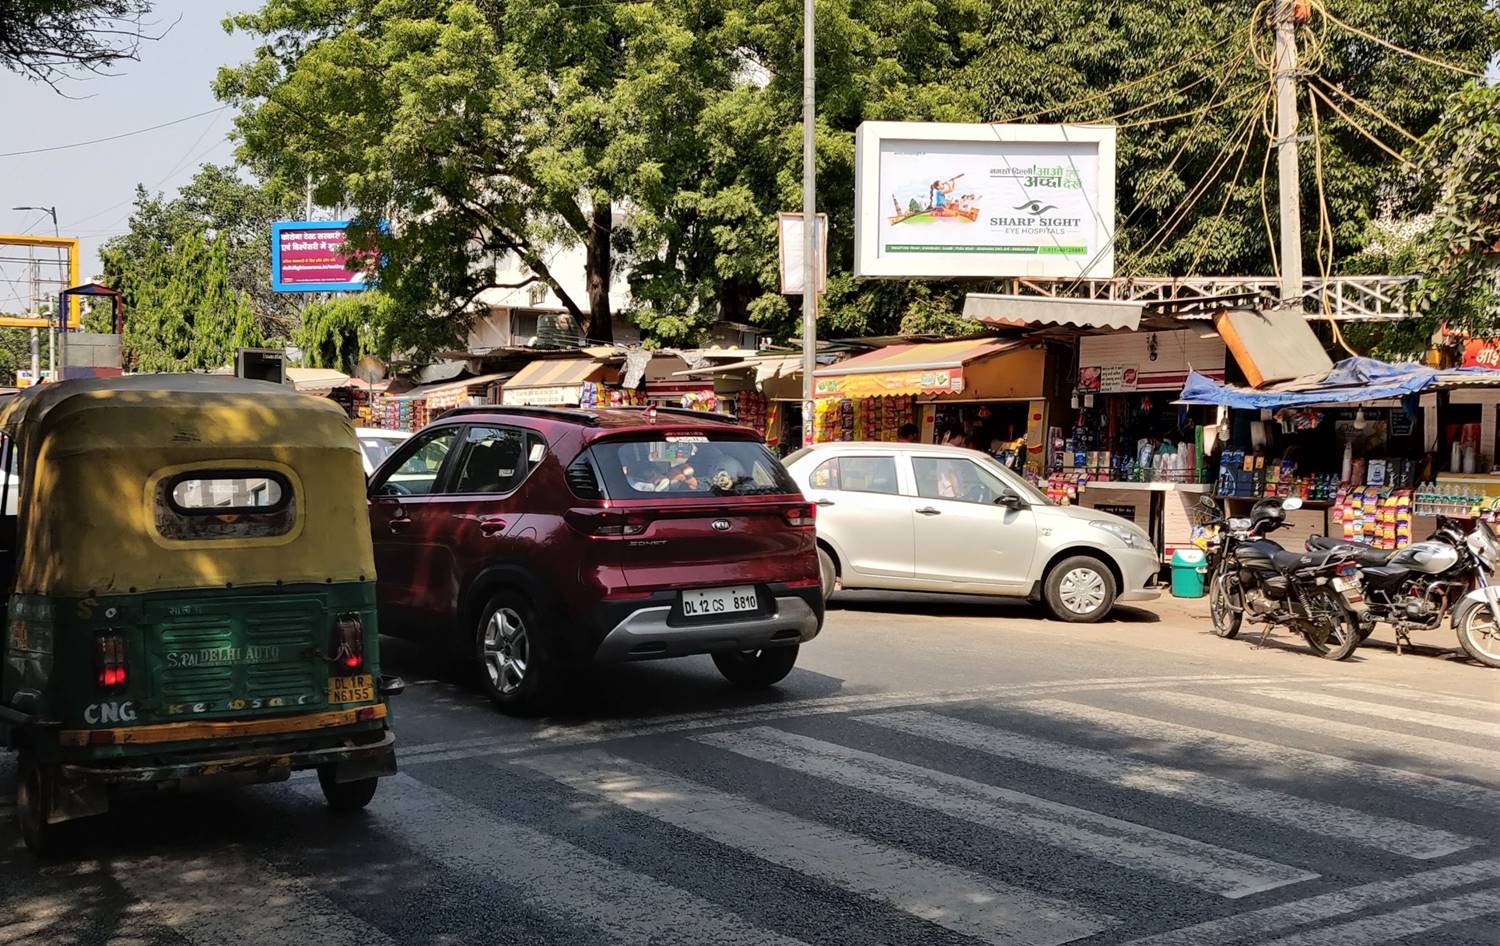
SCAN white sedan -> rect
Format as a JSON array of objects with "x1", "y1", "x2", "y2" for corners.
[
  {"x1": 783, "y1": 442, "x2": 1160, "y2": 622},
  {"x1": 356, "y1": 427, "x2": 410, "y2": 476}
]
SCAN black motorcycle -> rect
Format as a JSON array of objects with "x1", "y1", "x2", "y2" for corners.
[
  {"x1": 1308, "y1": 517, "x2": 1500, "y2": 666},
  {"x1": 1202, "y1": 496, "x2": 1365, "y2": 660}
]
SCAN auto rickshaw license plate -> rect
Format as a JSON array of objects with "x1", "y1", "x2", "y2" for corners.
[{"x1": 327, "y1": 674, "x2": 375, "y2": 704}]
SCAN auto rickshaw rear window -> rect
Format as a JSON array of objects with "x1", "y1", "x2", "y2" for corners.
[{"x1": 156, "y1": 470, "x2": 296, "y2": 540}]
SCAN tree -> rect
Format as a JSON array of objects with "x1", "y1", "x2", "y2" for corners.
[
  {"x1": 1350, "y1": 81, "x2": 1500, "y2": 357},
  {"x1": 101, "y1": 165, "x2": 304, "y2": 342},
  {"x1": 118, "y1": 228, "x2": 262, "y2": 371},
  {"x1": 295, "y1": 292, "x2": 394, "y2": 372},
  {"x1": 0, "y1": 0, "x2": 160, "y2": 88}
]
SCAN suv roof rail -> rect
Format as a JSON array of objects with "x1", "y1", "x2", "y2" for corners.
[
  {"x1": 434, "y1": 404, "x2": 601, "y2": 426},
  {"x1": 609, "y1": 405, "x2": 743, "y2": 425}
]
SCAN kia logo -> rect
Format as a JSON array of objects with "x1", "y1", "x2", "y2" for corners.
[{"x1": 711, "y1": 519, "x2": 732, "y2": 532}]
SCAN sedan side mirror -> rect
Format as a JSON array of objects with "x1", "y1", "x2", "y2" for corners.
[{"x1": 996, "y1": 492, "x2": 1028, "y2": 511}]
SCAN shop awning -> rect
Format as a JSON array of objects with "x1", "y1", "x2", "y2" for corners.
[
  {"x1": 389, "y1": 372, "x2": 510, "y2": 404},
  {"x1": 285, "y1": 367, "x2": 352, "y2": 394},
  {"x1": 963, "y1": 294, "x2": 1142, "y2": 332},
  {"x1": 812, "y1": 338, "x2": 1017, "y2": 399},
  {"x1": 501, "y1": 357, "x2": 615, "y2": 405},
  {"x1": 1178, "y1": 357, "x2": 1448, "y2": 409}
]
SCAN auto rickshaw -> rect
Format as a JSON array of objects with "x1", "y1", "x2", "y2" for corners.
[{"x1": 0, "y1": 375, "x2": 401, "y2": 852}]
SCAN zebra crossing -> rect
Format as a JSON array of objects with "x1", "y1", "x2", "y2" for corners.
[{"x1": 4, "y1": 674, "x2": 1497, "y2": 946}]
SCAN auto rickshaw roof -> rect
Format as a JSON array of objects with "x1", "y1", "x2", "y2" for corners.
[{"x1": 0, "y1": 373, "x2": 345, "y2": 441}]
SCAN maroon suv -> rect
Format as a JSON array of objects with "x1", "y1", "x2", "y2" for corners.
[{"x1": 366, "y1": 405, "x2": 823, "y2": 712}]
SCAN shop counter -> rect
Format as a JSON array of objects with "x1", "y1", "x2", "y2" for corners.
[{"x1": 1076, "y1": 481, "x2": 1212, "y2": 563}]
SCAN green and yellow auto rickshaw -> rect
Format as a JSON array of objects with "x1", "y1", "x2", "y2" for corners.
[{"x1": 0, "y1": 375, "x2": 400, "y2": 852}]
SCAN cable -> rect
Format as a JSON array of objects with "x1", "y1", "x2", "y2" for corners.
[
  {"x1": 1106, "y1": 83, "x2": 1264, "y2": 130},
  {"x1": 1060, "y1": 38, "x2": 1259, "y2": 289},
  {"x1": 0, "y1": 105, "x2": 231, "y2": 159},
  {"x1": 1307, "y1": 83, "x2": 1412, "y2": 166},
  {"x1": 1311, "y1": 76, "x2": 1420, "y2": 145},
  {"x1": 1185, "y1": 89, "x2": 1266, "y2": 276},
  {"x1": 1120, "y1": 95, "x2": 1265, "y2": 278},
  {"x1": 992, "y1": 29, "x2": 1242, "y2": 125},
  {"x1": 1307, "y1": 90, "x2": 1358, "y2": 355},
  {"x1": 1257, "y1": 112, "x2": 1280, "y2": 284},
  {"x1": 1322, "y1": 7, "x2": 1487, "y2": 78}
]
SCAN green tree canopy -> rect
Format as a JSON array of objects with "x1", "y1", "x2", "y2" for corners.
[{"x1": 215, "y1": 0, "x2": 1498, "y2": 348}]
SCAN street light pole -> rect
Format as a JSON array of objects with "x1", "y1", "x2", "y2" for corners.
[{"x1": 799, "y1": 0, "x2": 817, "y2": 447}]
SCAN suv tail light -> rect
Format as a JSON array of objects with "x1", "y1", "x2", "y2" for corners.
[
  {"x1": 332, "y1": 614, "x2": 365, "y2": 674},
  {"x1": 783, "y1": 504, "x2": 816, "y2": 528},
  {"x1": 566, "y1": 507, "x2": 649, "y2": 537},
  {"x1": 96, "y1": 632, "x2": 127, "y2": 690}
]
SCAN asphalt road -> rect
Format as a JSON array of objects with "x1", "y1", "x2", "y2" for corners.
[{"x1": 2, "y1": 592, "x2": 1498, "y2": 946}]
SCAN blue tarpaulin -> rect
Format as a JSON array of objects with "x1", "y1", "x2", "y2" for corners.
[{"x1": 1179, "y1": 357, "x2": 1441, "y2": 409}]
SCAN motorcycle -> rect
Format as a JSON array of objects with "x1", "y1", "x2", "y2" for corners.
[
  {"x1": 1311, "y1": 518, "x2": 1500, "y2": 668},
  {"x1": 1201, "y1": 495, "x2": 1365, "y2": 660}
]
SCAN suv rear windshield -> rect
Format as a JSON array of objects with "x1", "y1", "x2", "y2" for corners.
[{"x1": 585, "y1": 435, "x2": 798, "y2": 499}]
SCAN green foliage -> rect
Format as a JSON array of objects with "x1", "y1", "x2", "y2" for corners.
[
  {"x1": 0, "y1": 330, "x2": 35, "y2": 386},
  {"x1": 295, "y1": 292, "x2": 394, "y2": 372},
  {"x1": 118, "y1": 229, "x2": 264, "y2": 372},
  {"x1": 101, "y1": 164, "x2": 304, "y2": 343},
  {"x1": 214, "y1": 0, "x2": 1498, "y2": 348}
]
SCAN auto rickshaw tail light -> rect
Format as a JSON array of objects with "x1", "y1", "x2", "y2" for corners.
[
  {"x1": 95, "y1": 633, "x2": 127, "y2": 690},
  {"x1": 333, "y1": 614, "x2": 365, "y2": 674}
]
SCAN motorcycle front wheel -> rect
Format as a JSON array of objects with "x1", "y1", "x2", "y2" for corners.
[
  {"x1": 1456, "y1": 603, "x2": 1500, "y2": 668},
  {"x1": 1301, "y1": 589, "x2": 1362, "y2": 661},
  {"x1": 1210, "y1": 571, "x2": 1243, "y2": 639}
]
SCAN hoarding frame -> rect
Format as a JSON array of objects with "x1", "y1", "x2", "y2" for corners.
[
  {"x1": 270, "y1": 220, "x2": 377, "y2": 293},
  {"x1": 853, "y1": 121, "x2": 1117, "y2": 280}
]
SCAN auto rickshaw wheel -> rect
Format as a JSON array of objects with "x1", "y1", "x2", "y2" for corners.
[
  {"x1": 16, "y1": 752, "x2": 55, "y2": 854},
  {"x1": 316, "y1": 766, "x2": 378, "y2": 812}
]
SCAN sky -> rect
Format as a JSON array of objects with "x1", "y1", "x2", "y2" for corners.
[{"x1": 0, "y1": 2, "x2": 257, "y2": 305}]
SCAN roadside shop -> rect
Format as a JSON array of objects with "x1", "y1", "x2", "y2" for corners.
[
  {"x1": 1181, "y1": 357, "x2": 1500, "y2": 552},
  {"x1": 1048, "y1": 329, "x2": 1227, "y2": 559},
  {"x1": 672, "y1": 354, "x2": 824, "y2": 451},
  {"x1": 500, "y1": 356, "x2": 641, "y2": 408},
  {"x1": 809, "y1": 338, "x2": 1053, "y2": 469}
]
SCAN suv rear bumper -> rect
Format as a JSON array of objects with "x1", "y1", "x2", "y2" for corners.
[{"x1": 592, "y1": 584, "x2": 823, "y2": 662}]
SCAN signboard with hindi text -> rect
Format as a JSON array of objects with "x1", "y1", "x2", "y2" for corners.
[
  {"x1": 854, "y1": 121, "x2": 1116, "y2": 280},
  {"x1": 271, "y1": 220, "x2": 380, "y2": 292}
]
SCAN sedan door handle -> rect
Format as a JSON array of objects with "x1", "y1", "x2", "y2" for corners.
[
  {"x1": 916, "y1": 506, "x2": 941, "y2": 516},
  {"x1": 815, "y1": 499, "x2": 836, "y2": 507},
  {"x1": 479, "y1": 517, "x2": 507, "y2": 536}
]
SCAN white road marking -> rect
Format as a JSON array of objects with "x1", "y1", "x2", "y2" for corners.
[
  {"x1": 1325, "y1": 681, "x2": 1500, "y2": 717},
  {"x1": 1007, "y1": 699, "x2": 1500, "y2": 814},
  {"x1": 302, "y1": 774, "x2": 811, "y2": 946},
  {"x1": 518, "y1": 749, "x2": 1108, "y2": 946},
  {"x1": 398, "y1": 674, "x2": 1331, "y2": 764},
  {"x1": 1129, "y1": 690, "x2": 1500, "y2": 772},
  {"x1": 1249, "y1": 688, "x2": 1500, "y2": 739},
  {"x1": 694, "y1": 727, "x2": 1316, "y2": 899},
  {"x1": 859, "y1": 710, "x2": 1474, "y2": 859},
  {"x1": 1123, "y1": 856, "x2": 1500, "y2": 946},
  {"x1": 1257, "y1": 888, "x2": 1500, "y2": 946},
  {"x1": 111, "y1": 850, "x2": 397, "y2": 946}
]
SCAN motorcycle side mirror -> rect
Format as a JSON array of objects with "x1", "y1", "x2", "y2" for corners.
[{"x1": 1282, "y1": 497, "x2": 1304, "y2": 511}]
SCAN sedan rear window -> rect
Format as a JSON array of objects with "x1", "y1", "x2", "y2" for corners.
[{"x1": 587, "y1": 436, "x2": 799, "y2": 499}]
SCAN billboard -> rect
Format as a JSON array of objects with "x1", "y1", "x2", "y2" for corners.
[
  {"x1": 271, "y1": 220, "x2": 378, "y2": 292},
  {"x1": 854, "y1": 122, "x2": 1116, "y2": 280}
]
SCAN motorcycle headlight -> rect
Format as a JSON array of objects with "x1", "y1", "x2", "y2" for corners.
[{"x1": 1090, "y1": 519, "x2": 1149, "y2": 549}]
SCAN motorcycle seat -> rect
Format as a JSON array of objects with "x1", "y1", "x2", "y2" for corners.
[
  {"x1": 1305, "y1": 534, "x2": 1394, "y2": 567},
  {"x1": 1359, "y1": 564, "x2": 1410, "y2": 582},
  {"x1": 1271, "y1": 548, "x2": 1344, "y2": 572}
]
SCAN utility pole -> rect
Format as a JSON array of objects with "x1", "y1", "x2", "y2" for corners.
[
  {"x1": 1273, "y1": 0, "x2": 1303, "y2": 307},
  {"x1": 28, "y1": 254, "x2": 39, "y2": 381},
  {"x1": 799, "y1": 0, "x2": 817, "y2": 448}
]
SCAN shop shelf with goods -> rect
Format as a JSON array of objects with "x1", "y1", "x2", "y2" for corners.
[{"x1": 811, "y1": 395, "x2": 916, "y2": 444}]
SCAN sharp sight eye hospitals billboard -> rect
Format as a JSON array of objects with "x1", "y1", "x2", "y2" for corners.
[
  {"x1": 854, "y1": 122, "x2": 1116, "y2": 280},
  {"x1": 271, "y1": 220, "x2": 380, "y2": 292}
]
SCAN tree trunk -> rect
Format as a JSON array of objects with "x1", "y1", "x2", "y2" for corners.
[{"x1": 585, "y1": 201, "x2": 614, "y2": 344}]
